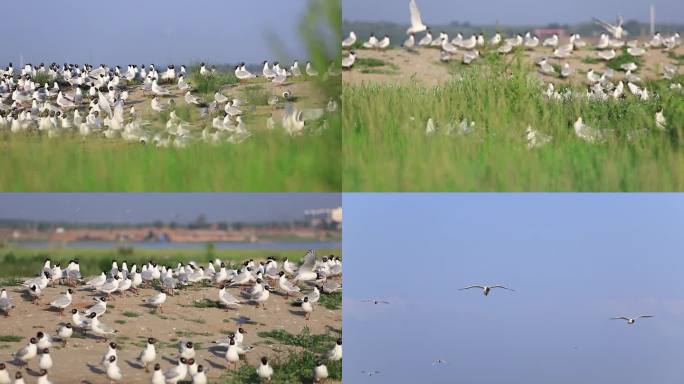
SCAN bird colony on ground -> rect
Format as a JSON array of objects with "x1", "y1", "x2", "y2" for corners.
[
  {"x1": 0, "y1": 249, "x2": 342, "y2": 383},
  {"x1": 0, "y1": 59, "x2": 339, "y2": 148},
  {"x1": 342, "y1": 0, "x2": 682, "y2": 149}
]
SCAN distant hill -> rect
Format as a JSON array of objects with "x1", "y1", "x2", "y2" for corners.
[{"x1": 343, "y1": 19, "x2": 683, "y2": 47}]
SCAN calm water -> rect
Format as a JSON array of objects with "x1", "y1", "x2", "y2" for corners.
[{"x1": 17, "y1": 241, "x2": 340, "y2": 250}]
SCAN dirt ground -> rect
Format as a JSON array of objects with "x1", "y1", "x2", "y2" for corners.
[
  {"x1": 0, "y1": 279, "x2": 341, "y2": 383},
  {"x1": 342, "y1": 37, "x2": 684, "y2": 86}
]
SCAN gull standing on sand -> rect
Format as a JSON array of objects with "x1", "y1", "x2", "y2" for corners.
[
  {"x1": 407, "y1": 0, "x2": 427, "y2": 35},
  {"x1": 459, "y1": 285, "x2": 515, "y2": 296},
  {"x1": 0, "y1": 289, "x2": 14, "y2": 316},
  {"x1": 257, "y1": 357, "x2": 274, "y2": 381},
  {"x1": 13, "y1": 337, "x2": 38, "y2": 367},
  {"x1": 137, "y1": 338, "x2": 157, "y2": 372},
  {"x1": 49, "y1": 289, "x2": 72, "y2": 315},
  {"x1": 342, "y1": 51, "x2": 356, "y2": 69},
  {"x1": 145, "y1": 290, "x2": 167, "y2": 312},
  {"x1": 342, "y1": 31, "x2": 357, "y2": 48}
]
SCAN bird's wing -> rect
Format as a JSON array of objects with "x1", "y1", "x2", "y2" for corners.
[
  {"x1": 638, "y1": 315, "x2": 654, "y2": 319},
  {"x1": 491, "y1": 285, "x2": 514, "y2": 291},
  {"x1": 459, "y1": 285, "x2": 484, "y2": 290},
  {"x1": 593, "y1": 18, "x2": 616, "y2": 33},
  {"x1": 409, "y1": 0, "x2": 424, "y2": 29},
  {"x1": 610, "y1": 317, "x2": 629, "y2": 321},
  {"x1": 299, "y1": 249, "x2": 316, "y2": 272}
]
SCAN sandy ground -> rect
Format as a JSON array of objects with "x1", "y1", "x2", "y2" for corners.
[
  {"x1": 342, "y1": 37, "x2": 684, "y2": 87},
  {"x1": 0, "y1": 279, "x2": 341, "y2": 383}
]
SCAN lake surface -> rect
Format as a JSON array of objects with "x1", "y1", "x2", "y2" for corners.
[{"x1": 16, "y1": 241, "x2": 340, "y2": 250}]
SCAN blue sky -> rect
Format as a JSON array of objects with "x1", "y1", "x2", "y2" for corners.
[
  {"x1": 0, "y1": 193, "x2": 340, "y2": 223},
  {"x1": 0, "y1": 0, "x2": 313, "y2": 66},
  {"x1": 343, "y1": 0, "x2": 684, "y2": 24},
  {"x1": 343, "y1": 193, "x2": 684, "y2": 383}
]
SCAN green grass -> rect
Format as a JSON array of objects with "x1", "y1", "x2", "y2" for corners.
[
  {"x1": 0, "y1": 247, "x2": 340, "y2": 277},
  {"x1": 225, "y1": 327, "x2": 341, "y2": 384},
  {"x1": 355, "y1": 58, "x2": 387, "y2": 68},
  {"x1": 0, "y1": 277, "x2": 23, "y2": 286},
  {"x1": 318, "y1": 292, "x2": 342, "y2": 310},
  {"x1": 0, "y1": 335, "x2": 23, "y2": 342},
  {"x1": 606, "y1": 49, "x2": 644, "y2": 72},
  {"x1": 241, "y1": 85, "x2": 271, "y2": 106},
  {"x1": 343, "y1": 58, "x2": 684, "y2": 191},
  {"x1": 122, "y1": 311, "x2": 140, "y2": 318},
  {"x1": 114, "y1": 319, "x2": 126, "y2": 325},
  {"x1": 33, "y1": 72, "x2": 54, "y2": 85},
  {"x1": 187, "y1": 64, "x2": 239, "y2": 95},
  {"x1": 191, "y1": 299, "x2": 221, "y2": 308},
  {"x1": 0, "y1": 119, "x2": 341, "y2": 191}
]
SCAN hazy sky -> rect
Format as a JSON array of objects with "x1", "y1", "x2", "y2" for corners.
[
  {"x1": 0, "y1": 0, "x2": 313, "y2": 66},
  {"x1": 344, "y1": 193, "x2": 684, "y2": 383},
  {"x1": 0, "y1": 193, "x2": 340, "y2": 223},
  {"x1": 343, "y1": 0, "x2": 684, "y2": 24}
]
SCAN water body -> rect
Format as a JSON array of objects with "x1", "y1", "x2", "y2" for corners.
[{"x1": 16, "y1": 241, "x2": 340, "y2": 250}]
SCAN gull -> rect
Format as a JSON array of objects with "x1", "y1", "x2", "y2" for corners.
[
  {"x1": 663, "y1": 64, "x2": 677, "y2": 80},
  {"x1": 225, "y1": 339, "x2": 241, "y2": 369},
  {"x1": 88, "y1": 297, "x2": 108, "y2": 317},
  {"x1": 246, "y1": 285, "x2": 272, "y2": 309},
  {"x1": 620, "y1": 62, "x2": 637, "y2": 72},
  {"x1": 257, "y1": 357, "x2": 274, "y2": 381},
  {"x1": 36, "y1": 370, "x2": 51, "y2": 384},
  {"x1": 214, "y1": 92, "x2": 228, "y2": 104},
  {"x1": 656, "y1": 108, "x2": 667, "y2": 130},
  {"x1": 376, "y1": 35, "x2": 390, "y2": 49},
  {"x1": 262, "y1": 61, "x2": 276, "y2": 79},
  {"x1": 38, "y1": 348, "x2": 52, "y2": 371},
  {"x1": 302, "y1": 296, "x2": 314, "y2": 320},
  {"x1": 363, "y1": 370, "x2": 381, "y2": 376},
  {"x1": 219, "y1": 286, "x2": 243, "y2": 309},
  {"x1": 192, "y1": 364, "x2": 206, "y2": 384},
  {"x1": 145, "y1": 291, "x2": 167, "y2": 312},
  {"x1": 524, "y1": 34, "x2": 540, "y2": 49},
  {"x1": 404, "y1": 34, "x2": 416, "y2": 49},
  {"x1": 526, "y1": 125, "x2": 552, "y2": 149},
  {"x1": 363, "y1": 34, "x2": 379, "y2": 48},
  {"x1": 137, "y1": 338, "x2": 156, "y2": 372},
  {"x1": 88, "y1": 313, "x2": 117, "y2": 342},
  {"x1": 278, "y1": 271, "x2": 301, "y2": 298},
  {"x1": 611, "y1": 315, "x2": 654, "y2": 324},
  {"x1": 459, "y1": 285, "x2": 515, "y2": 296},
  {"x1": 342, "y1": 51, "x2": 356, "y2": 69},
  {"x1": 56, "y1": 92, "x2": 75, "y2": 108},
  {"x1": 440, "y1": 49, "x2": 452, "y2": 62},
  {"x1": 425, "y1": 118, "x2": 436, "y2": 135},
  {"x1": 586, "y1": 69, "x2": 601, "y2": 83},
  {"x1": 432, "y1": 359, "x2": 448, "y2": 366},
  {"x1": 326, "y1": 338, "x2": 342, "y2": 361},
  {"x1": 441, "y1": 36, "x2": 459, "y2": 54},
  {"x1": 463, "y1": 50, "x2": 479, "y2": 64},
  {"x1": 497, "y1": 42, "x2": 513, "y2": 54},
  {"x1": 180, "y1": 341, "x2": 196, "y2": 359},
  {"x1": 56, "y1": 323, "x2": 73, "y2": 345},
  {"x1": 106, "y1": 356, "x2": 123, "y2": 382},
  {"x1": 164, "y1": 357, "x2": 188, "y2": 384},
  {"x1": 574, "y1": 117, "x2": 609, "y2": 144},
  {"x1": 150, "y1": 363, "x2": 164, "y2": 384},
  {"x1": 14, "y1": 372, "x2": 25, "y2": 384},
  {"x1": 418, "y1": 30, "x2": 433, "y2": 46},
  {"x1": 342, "y1": 31, "x2": 357, "y2": 48},
  {"x1": 407, "y1": 0, "x2": 427, "y2": 35},
  {"x1": 314, "y1": 361, "x2": 329, "y2": 383},
  {"x1": 36, "y1": 332, "x2": 53, "y2": 350},
  {"x1": 13, "y1": 337, "x2": 38, "y2": 367},
  {"x1": 185, "y1": 91, "x2": 201, "y2": 105},
  {"x1": 597, "y1": 34, "x2": 611, "y2": 49},
  {"x1": 489, "y1": 33, "x2": 502, "y2": 46},
  {"x1": 560, "y1": 63, "x2": 573, "y2": 78},
  {"x1": 151, "y1": 80, "x2": 170, "y2": 96},
  {"x1": 593, "y1": 15, "x2": 625, "y2": 39},
  {"x1": 0, "y1": 289, "x2": 14, "y2": 316},
  {"x1": 362, "y1": 299, "x2": 389, "y2": 305},
  {"x1": 101, "y1": 342, "x2": 118, "y2": 366},
  {"x1": 460, "y1": 35, "x2": 477, "y2": 49},
  {"x1": 538, "y1": 58, "x2": 555, "y2": 75},
  {"x1": 0, "y1": 363, "x2": 9, "y2": 384},
  {"x1": 543, "y1": 34, "x2": 559, "y2": 48},
  {"x1": 49, "y1": 288, "x2": 73, "y2": 315},
  {"x1": 627, "y1": 47, "x2": 645, "y2": 56}
]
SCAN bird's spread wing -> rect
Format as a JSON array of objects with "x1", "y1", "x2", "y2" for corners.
[
  {"x1": 299, "y1": 249, "x2": 316, "y2": 272},
  {"x1": 638, "y1": 315, "x2": 654, "y2": 319},
  {"x1": 593, "y1": 18, "x2": 616, "y2": 33},
  {"x1": 409, "y1": 0, "x2": 424, "y2": 29},
  {"x1": 491, "y1": 285, "x2": 514, "y2": 291},
  {"x1": 611, "y1": 317, "x2": 629, "y2": 321},
  {"x1": 459, "y1": 285, "x2": 484, "y2": 290}
]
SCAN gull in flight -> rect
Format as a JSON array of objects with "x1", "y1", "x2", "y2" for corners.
[
  {"x1": 459, "y1": 285, "x2": 514, "y2": 296},
  {"x1": 432, "y1": 359, "x2": 448, "y2": 366},
  {"x1": 407, "y1": 0, "x2": 427, "y2": 35},
  {"x1": 362, "y1": 370, "x2": 381, "y2": 376},
  {"x1": 593, "y1": 15, "x2": 626, "y2": 39},
  {"x1": 611, "y1": 315, "x2": 653, "y2": 324},
  {"x1": 362, "y1": 299, "x2": 389, "y2": 305}
]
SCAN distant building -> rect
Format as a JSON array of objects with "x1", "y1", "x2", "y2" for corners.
[
  {"x1": 304, "y1": 207, "x2": 342, "y2": 228},
  {"x1": 534, "y1": 28, "x2": 566, "y2": 37}
]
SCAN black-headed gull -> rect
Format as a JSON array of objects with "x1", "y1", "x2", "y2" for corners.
[{"x1": 459, "y1": 285, "x2": 514, "y2": 296}]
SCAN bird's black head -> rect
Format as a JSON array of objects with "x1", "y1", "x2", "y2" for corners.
[
  {"x1": 37, "y1": 332, "x2": 44, "y2": 338},
  {"x1": 109, "y1": 355, "x2": 116, "y2": 363},
  {"x1": 187, "y1": 358, "x2": 195, "y2": 365},
  {"x1": 261, "y1": 356, "x2": 268, "y2": 364},
  {"x1": 337, "y1": 338, "x2": 342, "y2": 345},
  {"x1": 110, "y1": 342, "x2": 117, "y2": 349},
  {"x1": 29, "y1": 338, "x2": 37, "y2": 344},
  {"x1": 186, "y1": 341, "x2": 193, "y2": 349},
  {"x1": 197, "y1": 364, "x2": 204, "y2": 373},
  {"x1": 154, "y1": 363, "x2": 161, "y2": 371},
  {"x1": 71, "y1": 309, "x2": 79, "y2": 314},
  {"x1": 42, "y1": 348, "x2": 49, "y2": 354},
  {"x1": 148, "y1": 338, "x2": 156, "y2": 344}
]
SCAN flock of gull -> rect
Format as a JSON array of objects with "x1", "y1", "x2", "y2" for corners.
[
  {"x1": 358, "y1": 283, "x2": 653, "y2": 377},
  {"x1": 0, "y1": 59, "x2": 338, "y2": 148},
  {"x1": 0, "y1": 250, "x2": 342, "y2": 383},
  {"x1": 341, "y1": 0, "x2": 682, "y2": 148}
]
